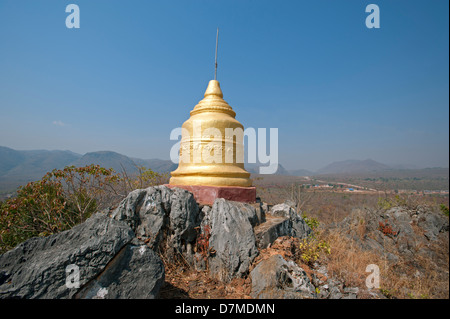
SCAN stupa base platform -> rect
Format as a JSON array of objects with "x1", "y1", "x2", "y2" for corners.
[{"x1": 165, "y1": 184, "x2": 256, "y2": 206}]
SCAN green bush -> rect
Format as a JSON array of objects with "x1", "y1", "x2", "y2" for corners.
[
  {"x1": 440, "y1": 204, "x2": 449, "y2": 217},
  {"x1": 298, "y1": 237, "x2": 331, "y2": 266},
  {"x1": 296, "y1": 213, "x2": 330, "y2": 265},
  {"x1": 0, "y1": 165, "x2": 120, "y2": 253},
  {"x1": 302, "y1": 213, "x2": 320, "y2": 231},
  {"x1": 0, "y1": 164, "x2": 167, "y2": 254}
]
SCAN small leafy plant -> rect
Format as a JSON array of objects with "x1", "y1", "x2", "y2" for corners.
[
  {"x1": 440, "y1": 204, "x2": 449, "y2": 217},
  {"x1": 0, "y1": 165, "x2": 120, "y2": 253},
  {"x1": 302, "y1": 213, "x2": 320, "y2": 231},
  {"x1": 298, "y1": 237, "x2": 331, "y2": 266},
  {"x1": 378, "y1": 219, "x2": 399, "y2": 238},
  {"x1": 195, "y1": 224, "x2": 213, "y2": 259},
  {"x1": 0, "y1": 164, "x2": 167, "y2": 253}
]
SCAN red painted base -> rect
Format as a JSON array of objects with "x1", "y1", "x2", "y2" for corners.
[{"x1": 165, "y1": 184, "x2": 256, "y2": 206}]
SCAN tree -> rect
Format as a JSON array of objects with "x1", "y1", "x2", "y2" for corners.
[{"x1": 0, "y1": 165, "x2": 119, "y2": 253}]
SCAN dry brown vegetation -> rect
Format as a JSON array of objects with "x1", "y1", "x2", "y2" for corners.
[
  {"x1": 252, "y1": 174, "x2": 449, "y2": 299},
  {"x1": 159, "y1": 258, "x2": 253, "y2": 299},
  {"x1": 3, "y1": 166, "x2": 447, "y2": 299},
  {"x1": 318, "y1": 227, "x2": 449, "y2": 299},
  {"x1": 158, "y1": 174, "x2": 449, "y2": 299}
]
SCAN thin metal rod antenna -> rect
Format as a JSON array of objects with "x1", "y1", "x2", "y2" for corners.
[{"x1": 215, "y1": 28, "x2": 219, "y2": 80}]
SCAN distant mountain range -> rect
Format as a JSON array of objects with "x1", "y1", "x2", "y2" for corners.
[
  {"x1": 0, "y1": 145, "x2": 447, "y2": 193},
  {"x1": 0, "y1": 146, "x2": 177, "y2": 193}
]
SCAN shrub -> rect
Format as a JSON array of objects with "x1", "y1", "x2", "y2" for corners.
[
  {"x1": 0, "y1": 165, "x2": 121, "y2": 253},
  {"x1": 119, "y1": 165, "x2": 169, "y2": 193},
  {"x1": 377, "y1": 197, "x2": 393, "y2": 210},
  {"x1": 378, "y1": 219, "x2": 399, "y2": 238},
  {"x1": 440, "y1": 204, "x2": 449, "y2": 217},
  {"x1": 297, "y1": 237, "x2": 331, "y2": 266},
  {"x1": 302, "y1": 213, "x2": 320, "y2": 231},
  {"x1": 0, "y1": 164, "x2": 167, "y2": 254},
  {"x1": 296, "y1": 216, "x2": 331, "y2": 265}
]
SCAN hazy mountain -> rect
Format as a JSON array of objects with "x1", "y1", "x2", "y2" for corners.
[
  {"x1": 132, "y1": 158, "x2": 178, "y2": 174},
  {"x1": 245, "y1": 163, "x2": 289, "y2": 175},
  {"x1": 0, "y1": 146, "x2": 82, "y2": 178},
  {"x1": 0, "y1": 146, "x2": 82, "y2": 193},
  {"x1": 315, "y1": 159, "x2": 391, "y2": 175},
  {"x1": 1, "y1": 146, "x2": 447, "y2": 195},
  {"x1": 72, "y1": 151, "x2": 140, "y2": 175},
  {"x1": 71, "y1": 152, "x2": 179, "y2": 175},
  {"x1": 0, "y1": 147, "x2": 180, "y2": 193},
  {"x1": 388, "y1": 163, "x2": 423, "y2": 170},
  {"x1": 0, "y1": 146, "x2": 26, "y2": 176}
]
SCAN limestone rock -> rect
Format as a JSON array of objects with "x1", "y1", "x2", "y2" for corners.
[
  {"x1": 75, "y1": 244, "x2": 165, "y2": 299},
  {"x1": 111, "y1": 186, "x2": 201, "y2": 259},
  {"x1": 207, "y1": 199, "x2": 258, "y2": 282},
  {"x1": 250, "y1": 254, "x2": 316, "y2": 299},
  {"x1": 269, "y1": 203, "x2": 313, "y2": 239},
  {"x1": 0, "y1": 213, "x2": 134, "y2": 299},
  {"x1": 111, "y1": 186, "x2": 172, "y2": 249},
  {"x1": 416, "y1": 209, "x2": 449, "y2": 241},
  {"x1": 254, "y1": 216, "x2": 292, "y2": 249},
  {"x1": 167, "y1": 187, "x2": 201, "y2": 254}
]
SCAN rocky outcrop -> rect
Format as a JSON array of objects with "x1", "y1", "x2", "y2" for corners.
[
  {"x1": 111, "y1": 188, "x2": 265, "y2": 282},
  {"x1": 110, "y1": 186, "x2": 201, "y2": 263},
  {"x1": 336, "y1": 205, "x2": 449, "y2": 262},
  {"x1": 328, "y1": 204, "x2": 449, "y2": 298},
  {"x1": 254, "y1": 216, "x2": 292, "y2": 249},
  {"x1": 0, "y1": 213, "x2": 135, "y2": 299},
  {"x1": 269, "y1": 203, "x2": 313, "y2": 239},
  {"x1": 75, "y1": 244, "x2": 164, "y2": 299},
  {"x1": 207, "y1": 199, "x2": 259, "y2": 282},
  {"x1": 250, "y1": 254, "x2": 316, "y2": 299},
  {"x1": 0, "y1": 185, "x2": 321, "y2": 299},
  {"x1": 253, "y1": 203, "x2": 313, "y2": 250}
]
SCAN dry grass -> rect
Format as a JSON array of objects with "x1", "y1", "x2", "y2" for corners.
[
  {"x1": 320, "y1": 229, "x2": 383, "y2": 288},
  {"x1": 319, "y1": 226, "x2": 449, "y2": 299},
  {"x1": 159, "y1": 260, "x2": 253, "y2": 299},
  {"x1": 253, "y1": 176, "x2": 449, "y2": 299}
]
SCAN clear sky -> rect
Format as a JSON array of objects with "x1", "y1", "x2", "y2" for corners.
[{"x1": 0, "y1": 0, "x2": 448, "y2": 171}]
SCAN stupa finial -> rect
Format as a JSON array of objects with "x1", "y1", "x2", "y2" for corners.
[{"x1": 215, "y1": 27, "x2": 219, "y2": 80}]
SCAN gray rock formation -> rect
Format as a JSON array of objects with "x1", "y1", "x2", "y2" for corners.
[
  {"x1": 0, "y1": 185, "x2": 202, "y2": 299},
  {"x1": 250, "y1": 254, "x2": 316, "y2": 299},
  {"x1": 75, "y1": 244, "x2": 164, "y2": 299},
  {"x1": 270, "y1": 203, "x2": 313, "y2": 239},
  {"x1": 337, "y1": 206, "x2": 449, "y2": 261},
  {"x1": 4, "y1": 183, "x2": 403, "y2": 300},
  {"x1": 207, "y1": 199, "x2": 259, "y2": 282},
  {"x1": 0, "y1": 213, "x2": 134, "y2": 299},
  {"x1": 167, "y1": 187, "x2": 201, "y2": 261},
  {"x1": 111, "y1": 185, "x2": 201, "y2": 261},
  {"x1": 253, "y1": 203, "x2": 312, "y2": 249},
  {"x1": 110, "y1": 186, "x2": 172, "y2": 249},
  {"x1": 254, "y1": 216, "x2": 292, "y2": 249}
]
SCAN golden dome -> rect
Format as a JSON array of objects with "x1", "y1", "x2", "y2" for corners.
[{"x1": 169, "y1": 80, "x2": 252, "y2": 187}]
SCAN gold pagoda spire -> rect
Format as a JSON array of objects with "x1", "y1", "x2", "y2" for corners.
[
  {"x1": 215, "y1": 27, "x2": 219, "y2": 81},
  {"x1": 169, "y1": 79, "x2": 252, "y2": 187},
  {"x1": 169, "y1": 29, "x2": 252, "y2": 187}
]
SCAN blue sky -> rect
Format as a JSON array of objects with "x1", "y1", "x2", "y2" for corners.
[{"x1": 0, "y1": 0, "x2": 448, "y2": 171}]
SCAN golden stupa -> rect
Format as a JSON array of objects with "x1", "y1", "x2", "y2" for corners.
[{"x1": 169, "y1": 79, "x2": 252, "y2": 187}]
